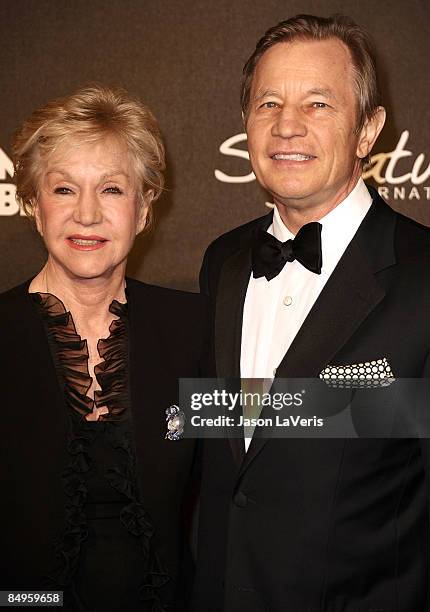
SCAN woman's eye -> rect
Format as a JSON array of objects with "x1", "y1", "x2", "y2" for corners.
[
  {"x1": 54, "y1": 186, "x2": 72, "y2": 194},
  {"x1": 103, "y1": 186, "x2": 123, "y2": 194}
]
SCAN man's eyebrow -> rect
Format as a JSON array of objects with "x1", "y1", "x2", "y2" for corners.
[
  {"x1": 252, "y1": 87, "x2": 339, "y2": 103},
  {"x1": 306, "y1": 87, "x2": 338, "y2": 100},
  {"x1": 252, "y1": 89, "x2": 281, "y2": 102}
]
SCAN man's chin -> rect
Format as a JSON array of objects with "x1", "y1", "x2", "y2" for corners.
[{"x1": 270, "y1": 190, "x2": 320, "y2": 210}]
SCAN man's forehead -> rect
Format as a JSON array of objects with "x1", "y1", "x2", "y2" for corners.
[
  {"x1": 254, "y1": 39, "x2": 353, "y2": 76},
  {"x1": 251, "y1": 38, "x2": 355, "y2": 95}
]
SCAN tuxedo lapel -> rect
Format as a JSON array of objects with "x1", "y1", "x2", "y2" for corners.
[
  {"x1": 214, "y1": 247, "x2": 252, "y2": 464},
  {"x1": 239, "y1": 192, "x2": 397, "y2": 476},
  {"x1": 275, "y1": 241, "x2": 385, "y2": 378},
  {"x1": 214, "y1": 212, "x2": 274, "y2": 378},
  {"x1": 215, "y1": 248, "x2": 252, "y2": 378}
]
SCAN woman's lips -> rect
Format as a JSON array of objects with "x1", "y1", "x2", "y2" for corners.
[{"x1": 66, "y1": 235, "x2": 108, "y2": 251}]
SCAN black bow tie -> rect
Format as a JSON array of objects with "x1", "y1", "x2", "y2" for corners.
[{"x1": 251, "y1": 221, "x2": 323, "y2": 281}]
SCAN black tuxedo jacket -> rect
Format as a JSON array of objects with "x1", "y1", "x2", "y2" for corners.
[
  {"x1": 0, "y1": 278, "x2": 208, "y2": 610},
  {"x1": 193, "y1": 188, "x2": 430, "y2": 612}
]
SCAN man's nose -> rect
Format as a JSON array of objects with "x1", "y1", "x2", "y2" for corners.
[
  {"x1": 73, "y1": 191, "x2": 102, "y2": 225},
  {"x1": 271, "y1": 105, "x2": 307, "y2": 139}
]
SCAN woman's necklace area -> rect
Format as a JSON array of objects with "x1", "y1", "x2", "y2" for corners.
[{"x1": 44, "y1": 269, "x2": 113, "y2": 422}]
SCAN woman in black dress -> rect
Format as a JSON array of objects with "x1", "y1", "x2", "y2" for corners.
[{"x1": 0, "y1": 84, "x2": 206, "y2": 611}]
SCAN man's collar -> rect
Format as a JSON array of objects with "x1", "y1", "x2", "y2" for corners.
[{"x1": 270, "y1": 178, "x2": 372, "y2": 273}]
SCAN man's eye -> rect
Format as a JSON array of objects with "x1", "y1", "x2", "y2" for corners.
[
  {"x1": 103, "y1": 186, "x2": 123, "y2": 194},
  {"x1": 312, "y1": 102, "x2": 327, "y2": 109},
  {"x1": 260, "y1": 101, "x2": 279, "y2": 109},
  {"x1": 54, "y1": 187, "x2": 72, "y2": 194}
]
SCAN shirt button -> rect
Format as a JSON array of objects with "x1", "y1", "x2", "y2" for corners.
[
  {"x1": 283, "y1": 295, "x2": 293, "y2": 306},
  {"x1": 233, "y1": 491, "x2": 248, "y2": 508}
]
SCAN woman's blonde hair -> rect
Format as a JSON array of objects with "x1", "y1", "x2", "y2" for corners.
[{"x1": 12, "y1": 83, "x2": 165, "y2": 230}]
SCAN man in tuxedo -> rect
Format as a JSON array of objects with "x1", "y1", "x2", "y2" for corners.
[{"x1": 193, "y1": 14, "x2": 430, "y2": 612}]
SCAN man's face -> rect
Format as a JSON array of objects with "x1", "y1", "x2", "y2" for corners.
[{"x1": 246, "y1": 38, "x2": 370, "y2": 214}]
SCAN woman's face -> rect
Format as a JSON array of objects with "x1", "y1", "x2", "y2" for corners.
[{"x1": 34, "y1": 136, "x2": 147, "y2": 283}]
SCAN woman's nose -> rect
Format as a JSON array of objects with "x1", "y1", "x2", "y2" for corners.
[{"x1": 73, "y1": 192, "x2": 102, "y2": 225}]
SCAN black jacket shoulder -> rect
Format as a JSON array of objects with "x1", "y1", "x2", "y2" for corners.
[
  {"x1": 365, "y1": 185, "x2": 430, "y2": 262},
  {"x1": 0, "y1": 279, "x2": 35, "y2": 331},
  {"x1": 126, "y1": 276, "x2": 207, "y2": 309},
  {"x1": 202, "y1": 212, "x2": 270, "y2": 262},
  {"x1": 394, "y1": 210, "x2": 430, "y2": 261},
  {"x1": 125, "y1": 277, "x2": 212, "y2": 376},
  {"x1": 199, "y1": 212, "x2": 272, "y2": 296},
  {"x1": 0, "y1": 278, "x2": 31, "y2": 304}
]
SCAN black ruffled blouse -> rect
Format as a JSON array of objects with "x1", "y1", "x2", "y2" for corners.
[{"x1": 31, "y1": 293, "x2": 170, "y2": 612}]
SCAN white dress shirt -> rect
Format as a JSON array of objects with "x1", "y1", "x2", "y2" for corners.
[{"x1": 240, "y1": 178, "x2": 372, "y2": 450}]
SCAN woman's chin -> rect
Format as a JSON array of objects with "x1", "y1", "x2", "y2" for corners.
[{"x1": 54, "y1": 264, "x2": 125, "y2": 284}]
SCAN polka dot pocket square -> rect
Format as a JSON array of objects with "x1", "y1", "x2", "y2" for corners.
[{"x1": 319, "y1": 357, "x2": 395, "y2": 388}]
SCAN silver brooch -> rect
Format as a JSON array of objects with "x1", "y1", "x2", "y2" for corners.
[{"x1": 165, "y1": 405, "x2": 186, "y2": 440}]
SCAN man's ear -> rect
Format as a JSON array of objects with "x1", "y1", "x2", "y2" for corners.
[
  {"x1": 356, "y1": 106, "x2": 386, "y2": 160},
  {"x1": 241, "y1": 109, "x2": 250, "y2": 130},
  {"x1": 136, "y1": 190, "x2": 153, "y2": 235}
]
